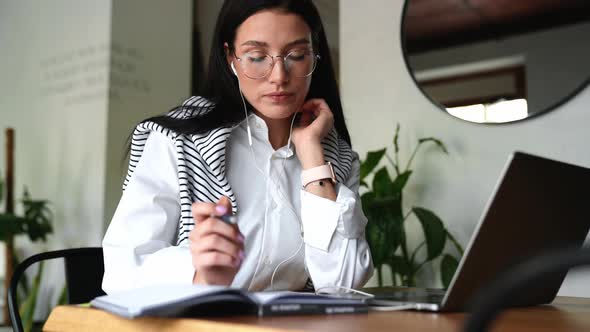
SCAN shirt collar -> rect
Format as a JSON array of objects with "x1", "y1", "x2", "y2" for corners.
[{"x1": 239, "y1": 113, "x2": 295, "y2": 158}]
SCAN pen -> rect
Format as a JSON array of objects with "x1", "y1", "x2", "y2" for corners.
[{"x1": 210, "y1": 214, "x2": 237, "y2": 225}]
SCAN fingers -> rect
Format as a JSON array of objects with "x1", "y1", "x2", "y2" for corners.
[
  {"x1": 191, "y1": 217, "x2": 243, "y2": 246},
  {"x1": 189, "y1": 217, "x2": 245, "y2": 269},
  {"x1": 191, "y1": 232, "x2": 244, "y2": 267},
  {"x1": 301, "y1": 99, "x2": 323, "y2": 116},
  {"x1": 297, "y1": 109, "x2": 315, "y2": 126},
  {"x1": 195, "y1": 251, "x2": 240, "y2": 268},
  {"x1": 192, "y1": 202, "x2": 218, "y2": 222},
  {"x1": 191, "y1": 195, "x2": 233, "y2": 222},
  {"x1": 314, "y1": 107, "x2": 334, "y2": 125},
  {"x1": 301, "y1": 98, "x2": 333, "y2": 124},
  {"x1": 197, "y1": 233, "x2": 243, "y2": 258},
  {"x1": 217, "y1": 196, "x2": 232, "y2": 215},
  {"x1": 190, "y1": 195, "x2": 243, "y2": 269}
]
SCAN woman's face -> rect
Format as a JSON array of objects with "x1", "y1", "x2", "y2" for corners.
[{"x1": 228, "y1": 10, "x2": 314, "y2": 122}]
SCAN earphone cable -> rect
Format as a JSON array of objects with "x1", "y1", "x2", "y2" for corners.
[{"x1": 235, "y1": 71, "x2": 305, "y2": 290}]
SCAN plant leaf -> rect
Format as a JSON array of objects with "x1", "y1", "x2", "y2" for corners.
[
  {"x1": 372, "y1": 167, "x2": 394, "y2": 197},
  {"x1": 390, "y1": 255, "x2": 412, "y2": 277},
  {"x1": 391, "y1": 170, "x2": 412, "y2": 194},
  {"x1": 413, "y1": 207, "x2": 446, "y2": 260},
  {"x1": 393, "y1": 123, "x2": 400, "y2": 154},
  {"x1": 369, "y1": 196, "x2": 405, "y2": 246},
  {"x1": 366, "y1": 221, "x2": 386, "y2": 268},
  {"x1": 360, "y1": 192, "x2": 376, "y2": 218},
  {"x1": 362, "y1": 192, "x2": 404, "y2": 269},
  {"x1": 446, "y1": 230, "x2": 465, "y2": 256},
  {"x1": 385, "y1": 213, "x2": 404, "y2": 257},
  {"x1": 0, "y1": 214, "x2": 27, "y2": 240},
  {"x1": 19, "y1": 261, "x2": 44, "y2": 332},
  {"x1": 417, "y1": 137, "x2": 449, "y2": 154},
  {"x1": 362, "y1": 193, "x2": 386, "y2": 267},
  {"x1": 57, "y1": 285, "x2": 68, "y2": 306},
  {"x1": 13, "y1": 254, "x2": 29, "y2": 306},
  {"x1": 441, "y1": 254, "x2": 459, "y2": 289},
  {"x1": 21, "y1": 198, "x2": 53, "y2": 242},
  {"x1": 360, "y1": 148, "x2": 387, "y2": 182}
]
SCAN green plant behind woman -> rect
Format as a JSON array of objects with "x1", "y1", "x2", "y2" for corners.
[{"x1": 360, "y1": 124, "x2": 464, "y2": 288}]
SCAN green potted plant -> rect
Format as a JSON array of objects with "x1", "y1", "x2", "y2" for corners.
[{"x1": 360, "y1": 124, "x2": 463, "y2": 288}]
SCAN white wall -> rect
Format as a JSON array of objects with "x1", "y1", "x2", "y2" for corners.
[
  {"x1": 195, "y1": 0, "x2": 224, "y2": 73},
  {"x1": 103, "y1": 0, "x2": 192, "y2": 231},
  {"x1": 0, "y1": 0, "x2": 112, "y2": 317},
  {"x1": 341, "y1": 0, "x2": 590, "y2": 295},
  {"x1": 0, "y1": 0, "x2": 111, "y2": 256},
  {"x1": 0, "y1": 0, "x2": 191, "y2": 319}
]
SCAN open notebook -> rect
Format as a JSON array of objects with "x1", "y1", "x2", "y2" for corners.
[{"x1": 90, "y1": 284, "x2": 368, "y2": 318}]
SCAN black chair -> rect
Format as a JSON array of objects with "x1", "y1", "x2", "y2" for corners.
[
  {"x1": 464, "y1": 245, "x2": 590, "y2": 332},
  {"x1": 8, "y1": 247, "x2": 106, "y2": 332}
]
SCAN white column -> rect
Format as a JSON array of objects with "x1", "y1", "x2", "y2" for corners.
[{"x1": 0, "y1": 0, "x2": 192, "y2": 318}]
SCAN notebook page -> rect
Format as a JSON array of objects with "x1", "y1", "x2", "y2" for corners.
[
  {"x1": 250, "y1": 291, "x2": 361, "y2": 304},
  {"x1": 91, "y1": 284, "x2": 231, "y2": 315}
]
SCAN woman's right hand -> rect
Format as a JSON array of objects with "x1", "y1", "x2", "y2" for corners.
[{"x1": 189, "y1": 196, "x2": 244, "y2": 285}]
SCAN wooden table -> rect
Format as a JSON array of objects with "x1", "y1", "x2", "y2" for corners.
[{"x1": 43, "y1": 297, "x2": 590, "y2": 332}]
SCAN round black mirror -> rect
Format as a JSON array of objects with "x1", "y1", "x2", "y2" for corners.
[{"x1": 402, "y1": 0, "x2": 590, "y2": 124}]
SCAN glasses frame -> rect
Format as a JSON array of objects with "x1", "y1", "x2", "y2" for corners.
[{"x1": 233, "y1": 50, "x2": 321, "y2": 79}]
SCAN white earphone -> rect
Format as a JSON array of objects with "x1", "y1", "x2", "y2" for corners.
[
  {"x1": 232, "y1": 61, "x2": 253, "y2": 146},
  {"x1": 231, "y1": 61, "x2": 238, "y2": 76}
]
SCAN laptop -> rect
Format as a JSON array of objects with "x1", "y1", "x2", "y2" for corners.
[{"x1": 369, "y1": 151, "x2": 590, "y2": 312}]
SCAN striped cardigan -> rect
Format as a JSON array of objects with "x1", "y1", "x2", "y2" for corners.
[{"x1": 124, "y1": 96, "x2": 355, "y2": 246}]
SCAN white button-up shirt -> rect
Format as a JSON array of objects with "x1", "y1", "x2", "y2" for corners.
[{"x1": 102, "y1": 114, "x2": 373, "y2": 294}]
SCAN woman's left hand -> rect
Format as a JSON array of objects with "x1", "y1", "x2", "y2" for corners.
[
  {"x1": 291, "y1": 98, "x2": 334, "y2": 169},
  {"x1": 291, "y1": 98, "x2": 334, "y2": 148}
]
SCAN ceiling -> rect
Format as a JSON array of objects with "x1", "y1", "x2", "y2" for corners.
[{"x1": 403, "y1": 0, "x2": 590, "y2": 53}]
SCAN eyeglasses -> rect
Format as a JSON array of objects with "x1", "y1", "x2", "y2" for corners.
[{"x1": 234, "y1": 49, "x2": 320, "y2": 79}]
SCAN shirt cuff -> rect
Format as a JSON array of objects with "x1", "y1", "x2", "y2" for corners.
[
  {"x1": 300, "y1": 184, "x2": 364, "y2": 251},
  {"x1": 136, "y1": 246, "x2": 195, "y2": 287}
]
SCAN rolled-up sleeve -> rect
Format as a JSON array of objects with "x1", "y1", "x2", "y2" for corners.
[
  {"x1": 102, "y1": 132, "x2": 194, "y2": 294},
  {"x1": 300, "y1": 153, "x2": 374, "y2": 290}
]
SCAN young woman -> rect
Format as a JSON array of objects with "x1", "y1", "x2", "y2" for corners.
[{"x1": 102, "y1": 0, "x2": 373, "y2": 294}]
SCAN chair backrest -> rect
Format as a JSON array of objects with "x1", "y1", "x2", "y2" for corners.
[{"x1": 8, "y1": 247, "x2": 106, "y2": 332}]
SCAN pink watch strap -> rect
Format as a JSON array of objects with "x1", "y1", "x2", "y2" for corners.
[{"x1": 301, "y1": 162, "x2": 336, "y2": 188}]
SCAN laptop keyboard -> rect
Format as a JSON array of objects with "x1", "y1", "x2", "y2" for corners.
[{"x1": 370, "y1": 288, "x2": 446, "y2": 305}]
